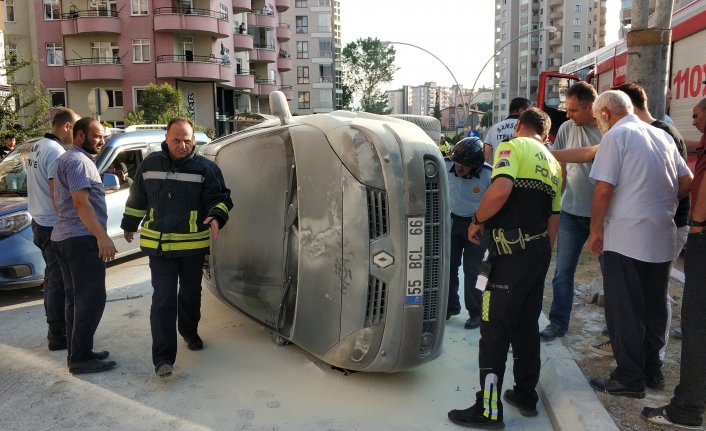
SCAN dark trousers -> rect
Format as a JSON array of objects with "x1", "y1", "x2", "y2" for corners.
[
  {"x1": 32, "y1": 221, "x2": 64, "y2": 324},
  {"x1": 149, "y1": 254, "x2": 205, "y2": 367},
  {"x1": 603, "y1": 251, "x2": 670, "y2": 388},
  {"x1": 667, "y1": 232, "x2": 706, "y2": 426},
  {"x1": 54, "y1": 236, "x2": 107, "y2": 363},
  {"x1": 448, "y1": 214, "x2": 488, "y2": 317},
  {"x1": 478, "y1": 238, "x2": 551, "y2": 416}
]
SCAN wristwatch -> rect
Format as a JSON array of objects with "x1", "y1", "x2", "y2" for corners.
[
  {"x1": 472, "y1": 215, "x2": 484, "y2": 225},
  {"x1": 688, "y1": 216, "x2": 706, "y2": 227}
]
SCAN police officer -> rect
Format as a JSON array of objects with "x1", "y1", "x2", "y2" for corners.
[
  {"x1": 448, "y1": 108, "x2": 561, "y2": 428},
  {"x1": 121, "y1": 118, "x2": 233, "y2": 378},
  {"x1": 445, "y1": 137, "x2": 492, "y2": 329}
]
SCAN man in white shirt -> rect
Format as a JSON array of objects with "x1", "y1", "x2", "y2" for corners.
[{"x1": 483, "y1": 97, "x2": 530, "y2": 164}]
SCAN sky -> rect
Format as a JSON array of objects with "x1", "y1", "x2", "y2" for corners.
[{"x1": 340, "y1": 0, "x2": 622, "y2": 93}]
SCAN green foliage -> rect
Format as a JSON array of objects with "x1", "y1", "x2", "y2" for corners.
[
  {"x1": 0, "y1": 53, "x2": 50, "y2": 141},
  {"x1": 126, "y1": 83, "x2": 189, "y2": 125},
  {"x1": 433, "y1": 102, "x2": 442, "y2": 120},
  {"x1": 340, "y1": 82, "x2": 353, "y2": 111},
  {"x1": 481, "y1": 110, "x2": 493, "y2": 128},
  {"x1": 341, "y1": 37, "x2": 397, "y2": 114}
]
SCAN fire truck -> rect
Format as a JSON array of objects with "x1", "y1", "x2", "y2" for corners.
[{"x1": 538, "y1": 0, "x2": 706, "y2": 143}]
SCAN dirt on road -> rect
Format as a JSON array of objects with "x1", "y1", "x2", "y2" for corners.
[{"x1": 543, "y1": 248, "x2": 684, "y2": 431}]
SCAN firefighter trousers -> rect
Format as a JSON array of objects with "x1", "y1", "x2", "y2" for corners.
[
  {"x1": 478, "y1": 237, "x2": 551, "y2": 416},
  {"x1": 149, "y1": 254, "x2": 205, "y2": 367}
]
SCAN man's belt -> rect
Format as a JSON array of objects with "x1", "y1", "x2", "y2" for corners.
[{"x1": 489, "y1": 227, "x2": 548, "y2": 257}]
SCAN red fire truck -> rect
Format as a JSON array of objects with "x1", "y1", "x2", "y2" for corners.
[{"x1": 538, "y1": 0, "x2": 706, "y2": 144}]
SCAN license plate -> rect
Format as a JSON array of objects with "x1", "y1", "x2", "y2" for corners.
[{"x1": 405, "y1": 217, "x2": 425, "y2": 305}]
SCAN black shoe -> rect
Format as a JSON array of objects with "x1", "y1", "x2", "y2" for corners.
[
  {"x1": 539, "y1": 323, "x2": 566, "y2": 341},
  {"x1": 47, "y1": 323, "x2": 67, "y2": 351},
  {"x1": 68, "y1": 358, "x2": 116, "y2": 375},
  {"x1": 672, "y1": 327, "x2": 684, "y2": 340},
  {"x1": 184, "y1": 334, "x2": 203, "y2": 351},
  {"x1": 155, "y1": 362, "x2": 173, "y2": 378},
  {"x1": 66, "y1": 351, "x2": 109, "y2": 365},
  {"x1": 446, "y1": 309, "x2": 461, "y2": 321},
  {"x1": 641, "y1": 405, "x2": 702, "y2": 430},
  {"x1": 503, "y1": 389, "x2": 538, "y2": 417},
  {"x1": 464, "y1": 315, "x2": 481, "y2": 330},
  {"x1": 589, "y1": 376, "x2": 645, "y2": 399},
  {"x1": 646, "y1": 369, "x2": 666, "y2": 390},
  {"x1": 448, "y1": 401, "x2": 504, "y2": 429}
]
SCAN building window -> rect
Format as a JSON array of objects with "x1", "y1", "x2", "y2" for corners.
[
  {"x1": 319, "y1": 90, "x2": 332, "y2": 108},
  {"x1": 572, "y1": 44, "x2": 581, "y2": 52},
  {"x1": 573, "y1": 31, "x2": 581, "y2": 39},
  {"x1": 5, "y1": 0, "x2": 15, "y2": 22},
  {"x1": 296, "y1": 41, "x2": 309, "y2": 59},
  {"x1": 318, "y1": 40, "x2": 332, "y2": 57},
  {"x1": 92, "y1": 41, "x2": 119, "y2": 63},
  {"x1": 133, "y1": 87, "x2": 146, "y2": 110},
  {"x1": 6, "y1": 43, "x2": 17, "y2": 64},
  {"x1": 46, "y1": 43, "x2": 63, "y2": 66},
  {"x1": 132, "y1": 39, "x2": 151, "y2": 63},
  {"x1": 573, "y1": 17, "x2": 581, "y2": 26},
  {"x1": 107, "y1": 89, "x2": 123, "y2": 108},
  {"x1": 296, "y1": 16, "x2": 308, "y2": 33},
  {"x1": 574, "y1": 4, "x2": 582, "y2": 12},
  {"x1": 49, "y1": 89, "x2": 66, "y2": 107},
  {"x1": 131, "y1": 0, "x2": 148, "y2": 15},
  {"x1": 298, "y1": 91, "x2": 310, "y2": 109},
  {"x1": 317, "y1": 0, "x2": 331, "y2": 5},
  {"x1": 297, "y1": 66, "x2": 309, "y2": 84},
  {"x1": 89, "y1": 0, "x2": 117, "y2": 16},
  {"x1": 44, "y1": 0, "x2": 61, "y2": 20},
  {"x1": 318, "y1": 13, "x2": 331, "y2": 32},
  {"x1": 319, "y1": 64, "x2": 333, "y2": 83},
  {"x1": 295, "y1": 0, "x2": 307, "y2": 6}
]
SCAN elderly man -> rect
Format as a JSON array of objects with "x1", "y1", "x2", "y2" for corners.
[
  {"x1": 642, "y1": 97, "x2": 706, "y2": 429},
  {"x1": 587, "y1": 91, "x2": 692, "y2": 399}
]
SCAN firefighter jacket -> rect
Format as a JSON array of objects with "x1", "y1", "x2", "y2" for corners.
[{"x1": 120, "y1": 141, "x2": 233, "y2": 258}]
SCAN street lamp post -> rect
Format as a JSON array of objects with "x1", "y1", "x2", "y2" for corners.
[
  {"x1": 383, "y1": 41, "x2": 468, "y2": 129},
  {"x1": 467, "y1": 26, "x2": 557, "y2": 112}
]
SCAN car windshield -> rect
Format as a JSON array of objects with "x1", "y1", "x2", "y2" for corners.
[{"x1": 0, "y1": 142, "x2": 33, "y2": 196}]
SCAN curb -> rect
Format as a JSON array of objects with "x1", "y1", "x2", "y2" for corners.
[{"x1": 538, "y1": 313, "x2": 620, "y2": 431}]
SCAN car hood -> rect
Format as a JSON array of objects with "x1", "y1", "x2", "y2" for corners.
[{"x1": 0, "y1": 197, "x2": 29, "y2": 216}]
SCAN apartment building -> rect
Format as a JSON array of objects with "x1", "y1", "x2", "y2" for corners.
[
  {"x1": 619, "y1": 0, "x2": 692, "y2": 37},
  {"x1": 3, "y1": 0, "x2": 296, "y2": 134},
  {"x1": 279, "y1": 0, "x2": 341, "y2": 114},
  {"x1": 493, "y1": 0, "x2": 607, "y2": 123}
]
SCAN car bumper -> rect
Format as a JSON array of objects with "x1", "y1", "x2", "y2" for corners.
[{"x1": 0, "y1": 227, "x2": 44, "y2": 290}]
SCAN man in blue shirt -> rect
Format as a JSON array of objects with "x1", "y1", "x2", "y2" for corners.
[
  {"x1": 445, "y1": 137, "x2": 492, "y2": 329},
  {"x1": 52, "y1": 117, "x2": 117, "y2": 375}
]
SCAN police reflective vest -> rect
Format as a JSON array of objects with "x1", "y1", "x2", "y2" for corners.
[{"x1": 120, "y1": 142, "x2": 233, "y2": 257}]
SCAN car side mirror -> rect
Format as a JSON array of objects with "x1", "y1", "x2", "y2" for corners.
[{"x1": 103, "y1": 173, "x2": 120, "y2": 191}]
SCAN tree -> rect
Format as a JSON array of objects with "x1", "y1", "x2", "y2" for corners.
[
  {"x1": 126, "y1": 83, "x2": 189, "y2": 125},
  {"x1": 481, "y1": 110, "x2": 494, "y2": 128},
  {"x1": 340, "y1": 82, "x2": 353, "y2": 111},
  {"x1": 341, "y1": 37, "x2": 397, "y2": 114},
  {"x1": 0, "y1": 53, "x2": 50, "y2": 141},
  {"x1": 433, "y1": 101, "x2": 442, "y2": 120}
]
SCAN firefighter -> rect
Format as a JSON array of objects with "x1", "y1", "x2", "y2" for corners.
[
  {"x1": 121, "y1": 117, "x2": 233, "y2": 378},
  {"x1": 448, "y1": 108, "x2": 561, "y2": 428},
  {"x1": 445, "y1": 137, "x2": 492, "y2": 329}
]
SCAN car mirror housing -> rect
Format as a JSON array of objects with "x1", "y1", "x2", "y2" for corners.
[{"x1": 102, "y1": 173, "x2": 120, "y2": 191}]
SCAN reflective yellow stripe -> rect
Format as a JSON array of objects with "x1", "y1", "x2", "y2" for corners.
[
  {"x1": 482, "y1": 291, "x2": 491, "y2": 322},
  {"x1": 212, "y1": 202, "x2": 229, "y2": 213},
  {"x1": 125, "y1": 206, "x2": 146, "y2": 217},
  {"x1": 189, "y1": 210, "x2": 198, "y2": 233},
  {"x1": 144, "y1": 208, "x2": 155, "y2": 229},
  {"x1": 161, "y1": 239, "x2": 210, "y2": 251},
  {"x1": 140, "y1": 238, "x2": 159, "y2": 249},
  {"x1": 162, "y1": 231, "x2": 210, "y2": 241},
  {"x1": 140, "y1": 226, "x2": 161, "y2": 239}
]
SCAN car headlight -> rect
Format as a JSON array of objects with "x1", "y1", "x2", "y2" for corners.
[
  {"x1": 0, "y1": 211, "x2": 32, "y2": 238},
  {"x1": 328, "y1": 129, "x2": 385, "y2": 190}
]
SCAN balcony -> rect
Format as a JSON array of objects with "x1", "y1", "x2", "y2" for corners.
[
  {"x1": 61, "y1": 9, "x2": 121, "y2": 35},
  {"x1": 250, "y1": 44, "x2": 277, "y2": 63},
  {"x1": 277, "y1": 55, "x2": 292, "y2": 71},
  {"x1": 155, "y1": 54, "x2": 231, "y2": 82},
  {"x1": 253, "y1": 79, "x2": 278, "y2": 96},
  {"x1": 232, "y1": 0, "x2": 252, "y2": 13},
  {"x1": 279, "y1": 85, "x2": 293, "y2": 100},
  {"x1": 248, "y1": 10, "x2": 276, "y2": 28},
  {"x1": 233, "y1": 32, "x2": 254, "y2": 52},
  {"x1": 154, "y1": 7, "x2": 230, "y2": 39},
  {"x1": 233, "y1": 70, "x2": 255, "y2": 90},
  {"x1": 275, "y1": 0, "x2": 291, "y2": 12},
  {"x1": 276, "y1": 24, "x2": 291, "y2": 41},
  {"x1": 549, "y1": 33, "x2": 562, "y2": 45},
  {"x1": 64, "y1": 57, "x2": 123, "y2": 81}
]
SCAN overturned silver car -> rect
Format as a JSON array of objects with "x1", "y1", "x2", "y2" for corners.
[{"x1": 201, "y1": 93, "x2": 450, "y2": 372}]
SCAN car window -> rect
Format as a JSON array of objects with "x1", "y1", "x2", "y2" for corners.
[
  {"x1": 103, "y1": 149, "x2": 143, "y2": 191},
  {"x1": 0, "y1": 142, "x2": 34, "y2": 194}
]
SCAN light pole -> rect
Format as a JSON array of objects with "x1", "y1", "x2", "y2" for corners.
[
  {"x1": 383, "y1": 41, "x2": 468, "y2": 129},
  {"x1": 468, "y1": 26, "x2": 557, "y2": 112}
]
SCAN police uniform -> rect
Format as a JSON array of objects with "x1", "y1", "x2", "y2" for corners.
[
  {"x1": 478, "y1": 136, "x2": 562, "y2": 420},
  {"x1": 121, "y1": 142, "x2": 233, "y2": 369}
]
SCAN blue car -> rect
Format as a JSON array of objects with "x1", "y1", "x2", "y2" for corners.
[{"x1": 0, "y1": 130, "x2": 210, "y2": 290}]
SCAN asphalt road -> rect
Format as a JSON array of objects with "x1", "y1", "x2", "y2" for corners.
[{"x1": 0, "y1": 255, "x2": 555, "y2": 431}]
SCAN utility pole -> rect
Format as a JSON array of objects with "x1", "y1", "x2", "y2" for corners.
[{"x1": 626, "y1": 0, "x2": 675, "y2": 119}]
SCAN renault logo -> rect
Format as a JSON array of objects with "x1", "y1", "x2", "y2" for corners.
[{"x1": 373, "y1": 251, "x2": 394, "y2": 268}]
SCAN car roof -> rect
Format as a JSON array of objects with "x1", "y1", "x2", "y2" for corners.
[{"x1": 104, "y1": 130, "x2": 210, "y2": 148}]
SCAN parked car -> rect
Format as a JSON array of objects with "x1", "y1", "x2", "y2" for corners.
[
  {"x1": 201, "y1": 92, "x2": 450, "y2": 372},
  {"x1": 0, "y1": 130, "x2": 210, "y2": 290}
]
